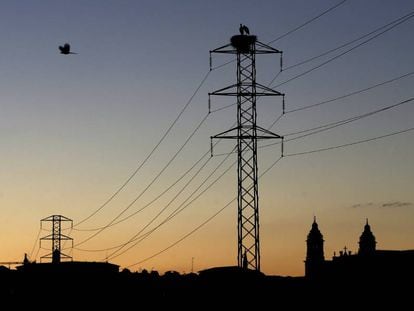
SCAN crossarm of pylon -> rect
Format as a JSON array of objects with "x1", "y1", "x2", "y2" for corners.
[
  {"x1": 59, "y1": 253, "x2": 72, "y2": 259},
  {"x1": 209, "y1": 84, "x2": 239, "y2": 96},
  {"x1": 256, "y1": 125, "x2": 283, "y2": 139},
  {"x1": 41, "y1": 215, "x2": 72, "y2": 222},
  {"x1": 40, "y1": 252, "x2": 72, "y2": 261},
  {"x1": 255, "y1": 41, "x2": 282, "y2": 54},
  {"x1": 40, "y1": 234, "x2": 73, "y2": 241},
  {"x1": 211, "y1": 126, "x2": 240, "y2": 139},
  {"x1": 210, "y1": 43, "x2": 237, "y2": 54},
  {"x1": 210, "y1": 82, "x2": 284, "y2": 97},
  {"x1": 254, "y1": 82, "x2": 284, "y2": 96},
  {"x1": 39, "y1": 234, "x2": 54, "y2": 240},
  {"x1": 59, "y1": 234, "x2": 73, "y2": 241}
]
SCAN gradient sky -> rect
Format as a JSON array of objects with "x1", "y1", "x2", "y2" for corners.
[{"x1": 0, "y1": 0, "x2": 413, "y2": 276}]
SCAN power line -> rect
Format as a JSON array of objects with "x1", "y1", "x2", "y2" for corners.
[
  {"x1": 74, "y1": 70, "x2": 211, "y2": 228},
  {"x1": 105, "y1": 157, "x2": 213, "y2": 257},
  {"x1": 283, "y1": 10, "x2": 414, "y2": 71},
  {"x1": 285, "y1": 126, "x2": 414, "y2": 157},
  {"x1": 212, "y1": 64, "x2": 414, "y2": 119},
  {"x1": 119, "y1": 6, "x2": 414, "y2": 268},
  {"x1": 285, "y1": 97, "x2": 414, "y2": 137},
  {"x1": 215, "y1": 97, "x2": 414, "y2": 155},
  {"x1": 29, "y1": 228, "x2": 42, "y2": 261},
  {"x1": 75, "y1": 146, "x2": 235, "y2": 254},
  {"x1": 268, "y1": 113, "x2": 284, "y2": 130},
  {"x1": 73, "y1": 156, "x2": 211, "y2": 252},
  {"x1": 106, "y1": 150, "x2": 236, "y2": 260},
  {"x1": 74, "y1": 118, "x2": 237, "y2": 233},
  {"x1": 261, "y1": 97, "x2": 414, "y2": 149},
  {"x1": 73, "y1": 117, "x2": 239, "y2": 253},
  {"x1": 210, "y1": 102, "x2": 237, "y2": 114},
  {"x1": 268, "y1": 0, "x2": 349, "y2": 44},
  {"x1": 78, "y1": 10, "x2": 322, "y2": 233},
  {"x1": 267, "y1": 71, "x2": 283, "y2": 90},
  {"x1": 74, "y1": 147, "x2": 211, "y2": 232},
  {"x1": 62, "y1": 227, "x2": 73, "y2": 250},
  {"x1": 110, "y1": 81, "x2": 414, "y2": 262},
  {"x1": 124, "y1": 122, "x2": 414, "y2": 267},
  {"x1": 211, "y1": 11, "x2": 414, "y2": 117},
  {"x1": 33, "y1": 246, "x2": 41, "y2": 262},
  {"x1": 73, "y1": 4, "x2": 410, "y2": 264},
  {"x1": 280, "y1": 103, "x2": 410, "y2": 145},
  {"x1": 125, "y1": 156, "x2": 283, "y2": 268},
  {"x1": 77, "y1": 6, "x2": 334, "y2": 240},
  {"x1": 74, "y1": 112, "x2": 210, "y2": 247},
  {"x1": 273, "y1": 11, "x2": 414, "y2": 88},
  {"x1": 210, "y1": 0, "x2": 348, "y2": 71},
  {"x1": 266, "y1": 70, "x2": 414, "y2": 137},
  {"x1": 286, "y1": 70, "x2": 414, "y2": 113},
  {"x1": 126, "y1": 197, "x2": 235, "y2": 268}
]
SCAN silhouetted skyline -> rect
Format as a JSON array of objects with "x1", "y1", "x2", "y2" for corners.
[
  {"x1": 1, "y1": 222, "x2": 412, "y2": 306},
  {"x1": 0, "y1": 0, "x2": 413, "y2": 276}
]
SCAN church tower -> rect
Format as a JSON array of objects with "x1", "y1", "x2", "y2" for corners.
[
  {"x1": 305, "y1": 217, "x2": 325, "y2": 278},
  {"x1": 358, "y1": 219, "x2": 376, "y2": 256}
]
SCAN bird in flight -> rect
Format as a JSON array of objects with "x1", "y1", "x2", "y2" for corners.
[{"x1": 59, "y1": 43, "x2": 77, "y2": 55}]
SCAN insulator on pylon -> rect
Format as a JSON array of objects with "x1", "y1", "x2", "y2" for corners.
[{"x1": 280, "y1": 52, "x2": 283, "y2": 71}]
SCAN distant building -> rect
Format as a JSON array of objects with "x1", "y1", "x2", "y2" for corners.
[
  {"x1": 16, "y1": 260, "x2": 119, "y2": 275},
  {"x1": 305, "y1": 218, "x2": 414, "y2": 280}
]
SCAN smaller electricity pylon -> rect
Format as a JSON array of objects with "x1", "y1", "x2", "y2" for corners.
[{"x1": 40, "y1": 215, "x2": 73, "y2": 263}]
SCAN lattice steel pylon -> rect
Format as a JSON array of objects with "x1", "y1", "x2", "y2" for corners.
[
  {"x1": 209, "y1": 31, "x2": 284, "y2": 271},
  {"x1": 40, "y1": 215, "x2": 73, "y2": 263}
]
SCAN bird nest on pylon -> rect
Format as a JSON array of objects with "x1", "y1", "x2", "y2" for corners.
[{"x1": 230, "y1": 35, "x2": 257, "y2": 53}]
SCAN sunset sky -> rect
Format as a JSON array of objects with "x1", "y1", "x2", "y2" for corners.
[{"x1": 0, "y1": 0, "x2": 413, "y2": 276}]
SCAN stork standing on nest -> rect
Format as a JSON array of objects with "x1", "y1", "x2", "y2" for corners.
[
  {"x1": 239, "y1": 24, "x2": 250, "y2": 35},
  {"x1": 239, "y1": 24, "x2": 244, "y2": 35}
]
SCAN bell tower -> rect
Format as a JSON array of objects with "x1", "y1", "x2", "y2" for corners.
[
  {"x1": 305, "y1": 217, "x2": 325, "y2": 278},
  {"x1": 358, "y1": 219, "x2": 376, "y2": 256}
]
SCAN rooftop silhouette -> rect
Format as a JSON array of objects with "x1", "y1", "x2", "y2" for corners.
[{"x1": 0, "y1": 220, "x2": 412, "y2": 307}]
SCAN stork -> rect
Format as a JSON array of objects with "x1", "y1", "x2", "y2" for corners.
[
  {"x1": 239, "y1": 24, "x2": 244, "y2": 35},
  {"x1": 59, "y1": 43, "x2": 77, "y2": 55}
]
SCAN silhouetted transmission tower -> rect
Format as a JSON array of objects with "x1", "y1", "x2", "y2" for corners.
[
  {"x1": 40, "y1": 215, "x2": 73, "y2": 263},
  {"x1": 209, "y1": 28, "x2": 284, "y2": 271}
]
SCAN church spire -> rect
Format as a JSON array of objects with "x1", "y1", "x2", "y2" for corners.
[
  {"x1": 306, "y1": 217, "x2": 324, "y2": 261},
  {"x1": 305, "y1": 217, "x2": 325, "y2": 278},
  {"x1": 358, "y1": 218, "x2": 376, "y2": 256}
]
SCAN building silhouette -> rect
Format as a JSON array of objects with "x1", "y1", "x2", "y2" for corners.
[
  {"x1": 359, "y1": 219, "x2": 377, "y2": 255},
  {"x1": 305, "y1": 217, "x2": 324, "y2": 278},
  {"x1": 1, "y1": 218, "x2": 412, "y2": 306},
  {"x1": 305, "y1": 218, "x2": 414, "y2": 281}
]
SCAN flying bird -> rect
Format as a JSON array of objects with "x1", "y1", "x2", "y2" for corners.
[{"x1": 59, "y1": 43, "x2": 77, "y2": 55}]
